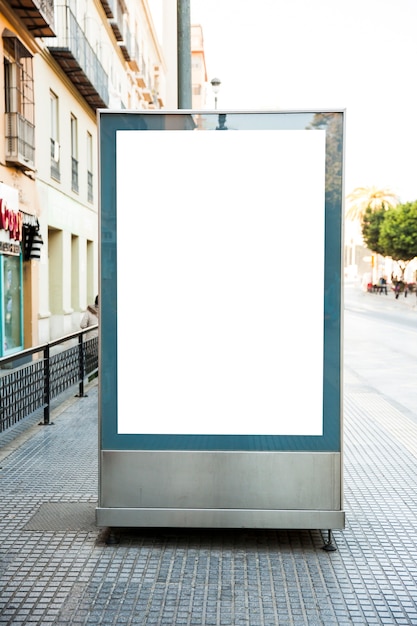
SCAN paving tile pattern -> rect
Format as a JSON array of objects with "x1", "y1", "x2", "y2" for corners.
[{"x1": 1, "y1": 374, "x2": 417, "y2": 625}]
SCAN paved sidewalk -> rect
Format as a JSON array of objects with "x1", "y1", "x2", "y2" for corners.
[{"x1": 1, "y1": 352, "x2": 417, "y2": 623}]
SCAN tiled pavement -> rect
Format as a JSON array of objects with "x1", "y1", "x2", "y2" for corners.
[{"x1": 1, "y1": 309, "x2": 417, "y2": 623}]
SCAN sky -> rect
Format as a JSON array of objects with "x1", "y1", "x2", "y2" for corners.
[{"x1": 150, "y1": 0, "x2": 417, "y2": 203}]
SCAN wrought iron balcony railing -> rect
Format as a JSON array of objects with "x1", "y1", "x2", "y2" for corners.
[
  {"x1": 107, "y1": 0, "x2": 127, "y2": 41},
  {"x1": 71, "y1": 157, "x2": 79, "y2": 193},
  {"x1": 5, "y1": 112, "x2": 35, "y2": 171},
  {"x1": 48, "y1": 5, "x2": 109, "y2": 110},
  {"x1": 50, "y1": 138, "x2": 60, "y2": 181},
  {"x1": 119, "y1": 32, "x2": 140, "y2": 71},
  {"x1": 4, "y1": 0, "x2": 55, "y2": 37},
  {"x1": 87, "y1": 170, "x2": 93, "y2": 203}
]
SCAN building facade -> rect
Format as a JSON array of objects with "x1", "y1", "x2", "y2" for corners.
[
  {"x1": 0, "y1": 0, "x2": 165, "y2": 355},
  {"x1": 191, "y1": 24, "x2": 207, "y2": 110}
]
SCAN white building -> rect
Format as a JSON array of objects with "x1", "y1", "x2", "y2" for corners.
[{"x1": 0, "y1": 0, "x2": 166, "y2": 353}]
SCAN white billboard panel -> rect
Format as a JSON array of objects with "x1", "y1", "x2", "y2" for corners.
[{"x1": 116, "y1": 129, "x2": 325, "y2": 436}]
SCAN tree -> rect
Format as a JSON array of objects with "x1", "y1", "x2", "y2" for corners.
[
  {"x1": 379, "y1": 201, "x2": 417, "y2": 278},
  {"x1": 361, "y1": 205, "x2": 387, "y2": 255},
  {"x1": 346, "y1": 186, "x2": 399, "y2": 222},
  {"x1": 308, "y1": 113, "x2": 343, "y2": 211}
]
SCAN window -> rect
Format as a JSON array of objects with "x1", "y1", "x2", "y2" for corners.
[
  {"x1": 71, "y1": 114, "x2": 78, "y2": 193},
  {"x1": 50, "y1": 91, "x2": 60, "y2": 180},
  {"x1": 87, "y1": 132, "x2": 93, "y2": 203},
  {"x1": 1, "y1": 254, "x2": 23, "y2": 355},
  {"x1": 3, "y1": 36, "x2": 35, "y2": 169},
  {"x1": 71, "y1": 234, "x2": 79, "y2": 311}
]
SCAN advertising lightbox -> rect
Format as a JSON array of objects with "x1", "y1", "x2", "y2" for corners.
[{"x1": 97, "y1": 111, "x2": 345, "y2": 531}]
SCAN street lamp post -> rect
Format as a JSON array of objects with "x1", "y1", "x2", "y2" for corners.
[
  {"x1": 210, "y1": 77, "x2": 221, "y2": 109},
  {"x1": 177, "y1": 0, "x2": 191, "y2": 108}
]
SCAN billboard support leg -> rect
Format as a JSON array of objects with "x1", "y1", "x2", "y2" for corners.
[
  {"x1": 105, "y1": 528, "x2": 120, "y2": 546},
  {"x1": 322, "y1": 529, "x2": 337, "y2": 551}
]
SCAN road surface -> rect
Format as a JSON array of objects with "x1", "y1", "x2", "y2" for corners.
[{"x1": 344, "y1": 282, "x2": 417, "y2": 421}]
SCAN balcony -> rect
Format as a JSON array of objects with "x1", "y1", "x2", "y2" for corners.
[
  {"x1": 48, "y1": 6, "x2": 109, "y2": 111},
  {"x1": 99, "y1": 0, "x2": 126, "y2": 20},
  {"x1": 6, "y1": 0, "x2": 55, "y2": 37},
  {"x1": 119, "y1": 32, "x2": 139, "y2": 71},
  {"x1": 108, "y1": 0, "x2": 127, "y2": 41},
  {"x1": 5, "y1": 112, "x2": 35, "y2": 171},
  {"x1": 98, "y1": 0, "x2": 113, "y2": 19},
  {"x1": 135, "y1": 72, "x2": 146, "y2": 88},
  {"x1": 142, "y1": 88, "x2": 153, "y2": 104}
]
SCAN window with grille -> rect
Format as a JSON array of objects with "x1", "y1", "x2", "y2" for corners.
[
  {"x1": 50, "y1": 90, "x2": 60, "y2": 181},
  {"x1": 3, "y1": 35, "x2": 35, "y2": 170},
  {"x1": 71, "y1": 114, "x2": 78, "y2": 193},
  {"x1": 87, "y1": 132, "x2": 93, "y2": 203}
]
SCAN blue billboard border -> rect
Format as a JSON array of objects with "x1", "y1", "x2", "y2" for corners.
[{"x1": 99, "y1": 110, "x2": 344, "y2": 452}]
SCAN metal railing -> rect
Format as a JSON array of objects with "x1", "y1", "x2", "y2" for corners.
[
  {"x1": 0, "y1": 326, "x2": 98, "y2": 432},
  {"x1": 87, "y1": 170, "x2": 93, "y2": 203},
  {"x1": 35, "y1": 0, "x2": 55, "y2": 27},
  {"x1": 5, "y1": 112, "x2": 36, "y2": 170},
  {"x1": 48, "y1": 5, "x2": 109, "y2": 107},
  {"x1": 71, "y1": 156, "x2": 79, "y2": 192},
  {"x1": 50, "y1": 137, "x2": 60, "y2": 180}
]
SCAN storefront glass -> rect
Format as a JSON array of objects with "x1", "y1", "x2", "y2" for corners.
[{"x1": 1, "y1": 254, "x2": 23, "y2": 355}]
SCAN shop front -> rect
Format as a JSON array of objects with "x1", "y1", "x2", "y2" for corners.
[{"x1": 0, "y1": 183, "x2": 23, "y2": 357}]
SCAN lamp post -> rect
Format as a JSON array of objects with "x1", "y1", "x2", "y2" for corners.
[
  {"x1": 177, "y1": 0, "x2": 191, "y2": 108},
  {"x1": 210, "y1": 77, "x2": 221, "y2": 109}
]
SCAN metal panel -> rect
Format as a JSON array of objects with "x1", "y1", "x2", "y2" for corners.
[
  {"x1": 96, "y1": 507, "x2": 345, "y2": 530},
  {"x1": 98, "y1": 450, "x2": 342, "y2": 527}
]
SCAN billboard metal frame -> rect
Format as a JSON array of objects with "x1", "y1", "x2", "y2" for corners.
[{"x1": 97, "y1": 110, "x2": 345, "y2": 533}]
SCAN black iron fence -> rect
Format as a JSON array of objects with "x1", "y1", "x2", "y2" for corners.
[{"x1": 0, "y1": 326, "x2": 98, "y2": 433}]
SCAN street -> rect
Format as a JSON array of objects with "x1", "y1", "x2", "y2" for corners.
[{"x1": 344, "y1": 283, "x2": 417, "y2": 421}]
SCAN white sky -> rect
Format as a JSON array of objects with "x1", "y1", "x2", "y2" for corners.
[{"x1": 149, "y1": 0, "x2": 417, "y2": 203}]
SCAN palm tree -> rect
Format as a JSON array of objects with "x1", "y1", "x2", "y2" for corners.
[{"x1": 345, "y1": 186, "x2": 399, "y2": 222}]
